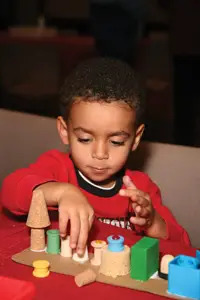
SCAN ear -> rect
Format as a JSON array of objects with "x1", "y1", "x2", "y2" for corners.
[
  {"x1": 57, "y1": 116, "x2": 69, "y2": 145},
  {"x1": 131, "y1": 124, "x2": 145, "y2": 151}
]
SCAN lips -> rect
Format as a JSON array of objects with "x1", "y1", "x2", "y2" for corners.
[
  {"x1": 91, "y1": 167, "x2": 107, "y2": 171},
  {"x1": 90, "y1": 166, "x2": 108, "y2": 174}
]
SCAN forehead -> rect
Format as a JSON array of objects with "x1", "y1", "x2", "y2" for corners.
[{"x1": 69, "y1": 100, "x2": 136, "y2": 130}]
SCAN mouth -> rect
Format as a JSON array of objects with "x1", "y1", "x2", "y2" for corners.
[
  {"x1": 90, "y1": 167, "x2": 108, "y2": 174},
  {"x1": 91, "y1": 166, "x2": 108, "y2": 170}
]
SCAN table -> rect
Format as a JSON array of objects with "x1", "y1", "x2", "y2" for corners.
[{"x1": 0, "y1": 210, "x2": 196, "y2": 300}]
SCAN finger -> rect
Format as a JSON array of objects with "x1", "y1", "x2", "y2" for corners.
[
  {"x1": 59, "y1": 213, "x2": 68, "y2": 238},
  {"x1": 69, "y1": 213, "x2": 80, "y2": 249},
  {"x1": 120, "y1": 188, "x2": 150, "y2": 201},
  {"x1": 135, "y1": 205, "x2": 150, "y2": 218},
  {"x1": 120, "y1": 189, "x2": 150, "y2": 207},
  {"x1": 130, "y1": 216, "x2": 147, "y2": 227},
  {"x1": 88, "y1": 212, "x2": 95, "y2": 230},
  {"x1": 134, "y1": 205, "x2": 145, "y2": 218},
  {"x1": 123, "y1": 175, "x2": 136, "y2": 189},
  {"x1": 131, "y1": 202, "x2": 138, "y2": 211},
  {"x1": 135, "y1": 205, "x2": 142, "y2": 215},
  {"x1": 76, "y1": 214, "x2": 89, "y2": 255}
]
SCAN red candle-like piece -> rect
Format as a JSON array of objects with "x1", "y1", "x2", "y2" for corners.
[{"x1": 112, "y1": 235, "x2": 120, "y2": 240}]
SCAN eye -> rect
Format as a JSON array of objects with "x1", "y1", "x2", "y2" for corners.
[
  {"x1": 111, "y1": 140, "x2": 125, "y2": 146},
  {"x1": 77, "y1": 138, "x2": 91, "y2": 143}
]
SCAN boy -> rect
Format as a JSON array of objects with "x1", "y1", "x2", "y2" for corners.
[{"x1": 1, "y1": 58, "x2": 190, "y2": 256}]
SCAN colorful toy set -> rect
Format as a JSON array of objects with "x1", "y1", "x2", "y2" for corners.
[{"x1": 11, "y1": 190, "x2": 200, "y2": 299}]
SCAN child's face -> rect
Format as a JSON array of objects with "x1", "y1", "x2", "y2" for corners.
[{"x1": 57, "y1": 100, "x2": 144, "y2": 187}]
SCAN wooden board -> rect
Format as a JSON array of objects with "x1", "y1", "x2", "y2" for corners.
[{"x1": 12, "y1": 248, "x2": 189, "y2": 299}]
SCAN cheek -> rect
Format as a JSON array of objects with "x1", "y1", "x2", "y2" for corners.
[
  {"x1": 69, "y1": 141, "x2": 90, "y2": 163},
  {"x1": 70, "y1": 150, "x2": 87, "y2": 170},
  {"x1": 110, "y1": 146, "x2": 131, "y2": 166},
  {"x1": 69, "y1": 137, "x2": 86, "y2": 152}
]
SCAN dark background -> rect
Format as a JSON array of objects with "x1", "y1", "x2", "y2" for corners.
[{"x1": 0, "y1": 0, "x2": 199, "y2": 147}]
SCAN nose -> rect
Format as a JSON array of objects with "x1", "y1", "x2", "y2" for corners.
[{"x1": 92, "y1": 141, "x2": 109, "y2": 160}]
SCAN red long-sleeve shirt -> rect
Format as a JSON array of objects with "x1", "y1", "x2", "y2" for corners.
[{"x1": 0, "y1": 150, "x2": 190, "y2": 245}]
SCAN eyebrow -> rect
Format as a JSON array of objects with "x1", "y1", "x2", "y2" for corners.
[{"x1": 73, "y1": 127, "x2": 130, "y2": 137}]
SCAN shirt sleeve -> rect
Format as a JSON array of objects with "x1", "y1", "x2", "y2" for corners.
[{"x1": 0, "y1": 150, "x2": 68, "y2": 215}]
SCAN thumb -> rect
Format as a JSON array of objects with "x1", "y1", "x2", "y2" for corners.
[{"x1": 123, "y1": 175, "x2": 137, "y2": 189}]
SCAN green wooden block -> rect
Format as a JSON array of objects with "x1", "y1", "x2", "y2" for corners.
[
  {"x1": 130, "y1": 237, "x2": 159, "y2": 281},
  {"x1": 47, "y1": 229, "x2": 60, "y2": 254}
]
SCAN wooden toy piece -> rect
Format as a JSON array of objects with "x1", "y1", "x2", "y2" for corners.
[
  {"x1": 26, "y1": 190, "x2": 50, "y2": 252},
  {"x1": 158, "y1": 254, "x2": 174, "y2": 280},
  {"x1": 130, "y1": 237, "x2": 159, "y2": 281},
  {"x1": 60, "y1": 235, "x2": 72, "y2": 257},
  {"x1": 99, "y1": 235, "x2": 130, "y2": 278},
  {"x1": 90, "y1": 240, "x2": 106, "y2": 266},
  {"x1": 32, "y1": 260, "x2": 50, "y2": 278},
  {"x1": 72, "y1": 247, "x2": 89, "y2": 263},
  {"x1": 47, "y1": 229, "x2": 60, "y2": 254},
  {"x1": 30, "y1": 229, "x2": 45, "y2": 251},
  {"x1": 75, "y1": 268, "x2": 97, "y2": 287}
]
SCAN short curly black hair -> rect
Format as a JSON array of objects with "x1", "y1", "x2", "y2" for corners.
[{"x1": 60, "y1": 57, "x2": 145, "y2": 126}]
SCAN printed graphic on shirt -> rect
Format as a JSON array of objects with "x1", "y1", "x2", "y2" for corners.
[{"x1": 97, "y1": 216, "x2": 132, "y2": 230}]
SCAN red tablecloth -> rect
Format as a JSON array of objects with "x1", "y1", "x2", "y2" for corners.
[{"x1": 0, "y1": 210, "x2": 196, "y2": 300}]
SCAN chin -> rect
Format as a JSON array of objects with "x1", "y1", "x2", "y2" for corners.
[
  {"x1": 87, "y1": 173, "x2": 115, "y2": 186},
  {"x1": 80, "y1": 166, "x2": 119, "y2": 185},
  {"x1": 88, "y1": 174, "x2": 109, "y2": 182}
]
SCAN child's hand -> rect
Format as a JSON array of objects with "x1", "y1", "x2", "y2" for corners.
[
  {"x1": 35, "y1": 182, "x2": 94, "y2": 255},
  {"x1": 119, "y1": 176, "x2": 167, "y2": 238},
  {"x1": 119, "y1": 175, "x2": 155, "y2": 228},
  {"x1": 58, "y1": 184, "x2": 94, "y2": 255}
]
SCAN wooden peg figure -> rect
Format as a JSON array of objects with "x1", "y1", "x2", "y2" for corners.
[{"x1": 26, "y1": 189, "x2": 50, "y2": 251}]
